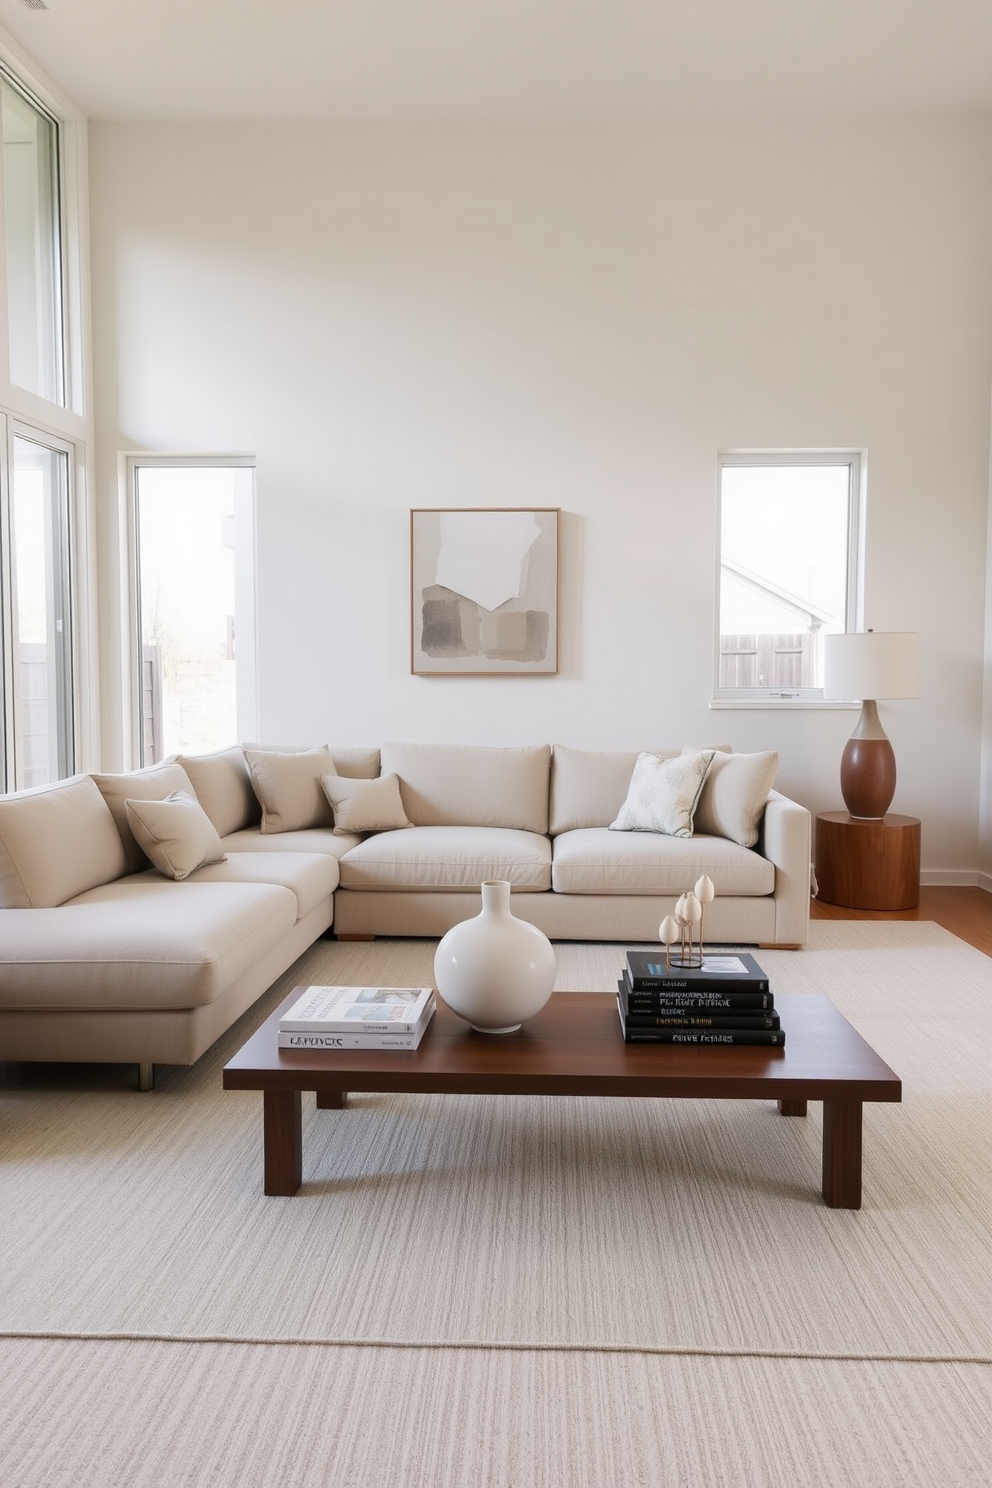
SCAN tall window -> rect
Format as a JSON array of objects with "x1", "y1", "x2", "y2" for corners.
[
  {"x1": 130, "y1": 459, "x2": 257, "y2": 764},
  {"x1": 1, "y1": 68, "x2": 64, "y2": 405},
  {"x1": 0, "y1": 424, "x2": 74, "y2": 789},
  {"x1": 717, "y1": 452, "x2": 864, "y2": 699}
]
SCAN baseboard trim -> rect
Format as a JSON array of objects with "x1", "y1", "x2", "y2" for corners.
[{"x1": 919, "y1": 870, "x2": 987, "y2": 887}]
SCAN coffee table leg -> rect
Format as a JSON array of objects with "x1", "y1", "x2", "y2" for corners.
[
  {"x1": 778, "y1": 1099, "x2": 808, "y2": 1117},
  {"x1": 263, "y1": 1089, "x2": 303, "y2": 1196},
  {"x1": 316, "y1": 1089, "x2": 346, "y2": 1109},
  {"x1": 821, "y1": 1100, "x2": 863, "y2": 1209}
]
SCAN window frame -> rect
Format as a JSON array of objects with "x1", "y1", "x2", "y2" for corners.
[
  {"x1": 125, "y1": 453, "x2": 259, "y2": 768},
  {"x1": 714, "y1": 449, "x2": 866, "y2": 706},
  {"x1": 0, "y1": 415, "x2": 78, "y2": 789},
  {"x1": 0, "y1": 43, "x2": 94, "y2": 785},
  {"x1": 0, "y1": 60, "x2": 67, "y2": 409}
]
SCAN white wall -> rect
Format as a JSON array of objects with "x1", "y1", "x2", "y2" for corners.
[{"x1": 88, "y1": 119, "x2": 992, "y2": 878}]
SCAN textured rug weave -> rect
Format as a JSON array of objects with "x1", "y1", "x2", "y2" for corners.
[{"x1": 1, "y1": 921, "x2": 990, "y2": 1364}]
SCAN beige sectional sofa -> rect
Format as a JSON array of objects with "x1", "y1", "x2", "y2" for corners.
[{"x1": 0, "y1": 740, "x2": 810, "y2": 1088}]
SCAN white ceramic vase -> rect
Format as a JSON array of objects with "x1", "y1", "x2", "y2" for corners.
[{"x1": 433, "y1": 880, "x2": 557, "y2": 1033}]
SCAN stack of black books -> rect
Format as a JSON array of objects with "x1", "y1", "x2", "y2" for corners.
[{"x1": 617, "y1": 950, "x2": 784, "y2": 1046}]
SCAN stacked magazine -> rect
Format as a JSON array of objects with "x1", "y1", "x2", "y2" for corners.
[{"x1": 278, "y1": 984, "x2": 436, "y2": 1050}]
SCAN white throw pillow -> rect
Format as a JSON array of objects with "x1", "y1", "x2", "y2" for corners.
[
  {"x1": 124, "y1": 790, "x2": 227, "y2": 880},
  {"x1": 243, "y1": 747, "x2": 336, "y2": 833},
  {"x1": 689, "y1": 748, "x2": 779, "y2": 848},
  {"x1": 321, "y1": 773, "x2": 413, "y2": 837},
  {"x1": 609, "y1": 750, "x2": 716, "y2": 838}
]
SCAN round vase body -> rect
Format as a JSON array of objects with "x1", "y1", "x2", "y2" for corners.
[{"x1": 434, "y1": 880, "x2": 557, "y2": 1033}]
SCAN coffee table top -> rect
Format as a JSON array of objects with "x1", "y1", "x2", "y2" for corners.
[{"x1": 224, "y1": 989, "x2": 902, "y2": 1105}]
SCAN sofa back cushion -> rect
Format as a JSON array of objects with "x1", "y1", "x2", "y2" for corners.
[
  {"x1": 0, "y1": 774, "x2": 128, "y2": 908},
  {"x1": 92, "y1": 761, "x2": 198, "y2": 873},
  {"x1": 178, "y1": 745, "x2": 381, "y2": 837},
  {"x1": 177, "y1": 747, "x2": 261, "y2": 837},
  {"x1": 380, "y1": 742, "x2": 551, "y2": 832},
  {"x1": 550, "y1": 744, "x2": 732, "y2": 834}
]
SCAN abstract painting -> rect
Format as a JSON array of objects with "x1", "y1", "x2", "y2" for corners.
[{"x1": 410, "y1": 508, "x2": 559, "y2": 675}]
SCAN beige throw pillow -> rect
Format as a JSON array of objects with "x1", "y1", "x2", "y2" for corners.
[
  {"x1": 92, "y1": 761, "x2": 198, "y2": 873},
  {"x1": 244, "y1": 746, "x2": 336, "y2": 833},
  {"x1": 609, "y1": 750, "x2": 715, "y2": 838},
  {"x1": 689, "y1": 749, "x2": 779, "y2": 847},
  {"x1": 124, "y1": 790, "x2": 227, "y2": 880},
  {"x1": 321, "y1": 773, "x2": 413, "y2": 837}
]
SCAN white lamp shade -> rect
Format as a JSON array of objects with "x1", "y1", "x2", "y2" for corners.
[{"x1": 823, "y1": 632, "x2": 920, "y2": 701}]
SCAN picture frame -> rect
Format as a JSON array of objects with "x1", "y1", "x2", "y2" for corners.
[{"x1": 410, "y1": 507, "x2": 559, "y2": 676}]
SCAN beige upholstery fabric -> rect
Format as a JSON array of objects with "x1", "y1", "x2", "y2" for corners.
[
  {"x1": 549, "y1": 744, "x2": 730, "y2": 834},
  {"x1": 551, "y1": 828, "x2": 775, "y2": 896},
  {"x1": 338, "y1": 825, "x2": 552, "y2": 892},
  {"x1": 321, "y1": 773, "x2": 412, "y2": 836},
  {"x1": 221, "y1": 825, "x2": 361, "y2": 858},
  {"x1": 550, "y1": 746, "x2": 671, "y2": 834},
  {"x1": 136, "y1": 850, "x2": 339, "y2": 920},
  {"x1": 0, "y1": 880, "x2": 298, "y2": 1010},
  {"x1": 92, "y1": 762, "x2": 198, "y2": 873},
  {"x1": 689, "y1": 749, "x2": 779, "y2": 848},
  {"x1": 241, "y1": 744, "x2": 379, "y2": 777},
  {"x1": 327, "y1": 747, "x2": 381, "y2": 780},
  {"x1": 124, "y1": 791, "x2": 227, "y2": 880},
  {"x1": 380, "y1": 742, "x2": 551, "y2": 831},
  {"x1": 244, "y1": 747, "x2": 336, "y2": 833},
  {"x1": 0, "y1": 775, "x2": 127, "y2": 909},
  {"x1": 609, "y1": 750, "x2": 715, "y2": 837},
  {"x1": 177, "y1": 747, "x2": 260, "y2": 837}
]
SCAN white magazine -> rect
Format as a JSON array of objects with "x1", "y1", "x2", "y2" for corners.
[{"x1": 279, "y1": 984, "x2": 434, "y2": 1034}]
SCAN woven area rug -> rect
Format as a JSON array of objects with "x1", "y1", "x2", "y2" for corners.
[
  {"x1": 2, "y1": 920, "x2": 991, "y2": 1487},
  {"x1": 2, "y1": 921, "x2": 990, "y2": 1362}
]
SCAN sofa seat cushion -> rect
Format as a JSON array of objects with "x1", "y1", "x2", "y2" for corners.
[
  {"x1": 130, "y1": 850, "x2": 339, "y2": 920},
  {"x1": 551, "y1": 828, "x2": 775, "y2": 896},
  {"x1": 0, "y1": 880, "x2": 298, "y2": 1011},
  {"x1": 339, "y1": 825, "x2": 552, "y2": 892},
  {"x1": 220, "y1": 825, "x2": 362, "y2": 859}
]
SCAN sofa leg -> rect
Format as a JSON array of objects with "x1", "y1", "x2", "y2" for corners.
[
  {"x1": 336, "y1": 933, "x2": 375, "y2": 942},
  {"x1": 137, "y1": 1062, "x2": 154, "y2": 1092}
]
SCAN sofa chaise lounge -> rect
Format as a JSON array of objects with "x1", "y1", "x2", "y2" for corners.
[{"x1": 0, "y1": 741, "x2": 810, "y2": 1087}]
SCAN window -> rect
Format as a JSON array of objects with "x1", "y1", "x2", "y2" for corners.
[
  {"x1": 1, "y1": 67, "x2": 64, "y2": 405},
  {"x1": 0, "y1": 423, "x2": 75, "y2": 789},
  {"x1": 129, "y1": 459, "x2": 257, "y2": 765},
  {"x1": 716, "y1": 452, "x2": 864, "y2": 700}
]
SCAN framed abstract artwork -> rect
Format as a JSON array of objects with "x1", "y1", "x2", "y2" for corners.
[{"x1": 410, "y1": 508, "x2": 559, "y2": 676}]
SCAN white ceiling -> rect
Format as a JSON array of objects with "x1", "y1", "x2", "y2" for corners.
[{"x1": 1, "y1": 0, "x2": 991, "y2": 123}]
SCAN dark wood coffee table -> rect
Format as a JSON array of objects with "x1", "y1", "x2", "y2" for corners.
[{"x1": 223, "y1": 990, "x2": 901, "y2": 1208}]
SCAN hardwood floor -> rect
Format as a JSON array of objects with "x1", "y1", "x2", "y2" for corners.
[{"x1": 810, "y1": 885, "x2": 992, "y2": 957}]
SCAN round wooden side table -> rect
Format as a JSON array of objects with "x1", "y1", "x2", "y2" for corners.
[{"x1": 814, "y1": 812, "x2": 921, "y2": 911}]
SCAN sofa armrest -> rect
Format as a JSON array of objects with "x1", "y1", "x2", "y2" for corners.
[{"x1": 757, "y1": 789, "x2": 812, "y2": 947}]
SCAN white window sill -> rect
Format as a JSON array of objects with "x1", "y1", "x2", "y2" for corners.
[{"x1": 709, "y1": 698, "x2": 861, "y2": 711}]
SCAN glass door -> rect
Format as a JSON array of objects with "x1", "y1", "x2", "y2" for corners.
[{"x1": 2, "y1": 429, "x2": 74, "y2": 787}]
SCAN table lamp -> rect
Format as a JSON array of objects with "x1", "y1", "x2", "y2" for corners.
[{"x1": 823, "y1": 631, "x2": 919, "y2": 819}]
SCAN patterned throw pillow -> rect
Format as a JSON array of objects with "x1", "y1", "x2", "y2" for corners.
[{"x1": 608, "y1": 750, "x2": 716, "y2": 838}]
